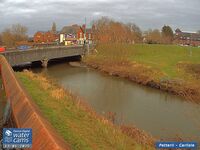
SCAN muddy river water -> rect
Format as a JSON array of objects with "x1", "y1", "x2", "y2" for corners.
[{"x1": 32, "y1": 62, "x2": 200, "y2": 141}]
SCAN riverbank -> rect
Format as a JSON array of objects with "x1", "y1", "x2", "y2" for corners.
[
  {"x1": 83, "y1": 44, "x2": 200, "y2": 102},
  {"x1": 16, "y1": 71, "x2": 155, "y2": 150}
]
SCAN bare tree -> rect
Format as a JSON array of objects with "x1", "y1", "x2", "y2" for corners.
[
  {"x1": 1, "y1": 24, "x2": 28, "y2": 48},
  {"x1": 1, "y1": 29, "x2": 15, "y2": 47},
  {"x1": 92, "y1": 17, "x2": 142, "y2": 44},
  {"x1": 11, "y1": 24, "x2": 28, "y2": 42},
  {"x1": 144, "y1": 29, "x2": 162, "y2": 44},
  {"x1": 126, "y1": 23, "x2": 142, "y2": 43}
]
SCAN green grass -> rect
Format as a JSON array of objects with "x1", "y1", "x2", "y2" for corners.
[
  {"x1": 95, "y1": 44, "x2": 200, "y2": 78},
  {"x1": 16, "y1": 72, "x2": 152, "y2": 150},
  {"x1": 130, "y1": 44, "x2": 200, "y2": 77}
]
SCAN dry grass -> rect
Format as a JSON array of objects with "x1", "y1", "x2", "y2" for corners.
[{"x1": 120, "y1": 125, "x2": 155, "y2": 147}]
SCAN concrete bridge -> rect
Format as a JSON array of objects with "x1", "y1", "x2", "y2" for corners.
[{"x1": 1, "y1": 45, "x2": 86, "y2": 67}]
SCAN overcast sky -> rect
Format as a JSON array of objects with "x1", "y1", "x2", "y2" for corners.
[{"x1": 0, "y1": 0, "x2": 200, "y2": 35}]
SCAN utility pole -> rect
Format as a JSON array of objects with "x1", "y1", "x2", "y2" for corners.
[
  {"x1": 84, "y1": 17, "x2": 89, "y2": 54},
  {"x1": 84, "y1": 17, "x2": 87, "y2": 42}
]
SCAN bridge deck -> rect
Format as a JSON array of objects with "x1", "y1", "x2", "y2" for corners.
[{"x1": 1, "y1": 45, "x2": 85, "y2": 66}]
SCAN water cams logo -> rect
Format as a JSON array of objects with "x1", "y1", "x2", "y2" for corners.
[{"x1": 3, "y1": 128, "x2": 32, "y2": 149}]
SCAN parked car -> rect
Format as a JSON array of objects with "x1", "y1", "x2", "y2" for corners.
[{"x1": 17, "y1": 45, "x2": 31, "y2": 50}]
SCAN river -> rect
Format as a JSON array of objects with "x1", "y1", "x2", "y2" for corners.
[{"x1": 31, "y1": 61, "x2": 200, "y2": 141}]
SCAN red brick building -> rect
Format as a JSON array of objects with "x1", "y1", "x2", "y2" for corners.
[
  {"x1": 174, "y1": 29, "x2": 200, "y2": 46},
  {"x1": 34, "y1": 31, "x2": 59, "y2": 43}
]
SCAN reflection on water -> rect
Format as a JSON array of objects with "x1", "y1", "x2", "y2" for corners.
[{"x1": 32, "y1": 62, "x2": 200, "y2": 141}]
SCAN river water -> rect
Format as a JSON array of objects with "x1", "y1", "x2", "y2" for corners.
[{"x1": 32, "y1": 62, "x2": 200, "y2": 141}]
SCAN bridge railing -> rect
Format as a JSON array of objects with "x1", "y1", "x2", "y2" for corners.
[
  {"x1": 0, "y1": 55, "x2": 70, "y2": 150},
  {"x1": 3, "y1": 45, "x2": 84, "y2": 53},
  {"x1": 2, "y1": 45, "x2": 86, "y2": 67}
]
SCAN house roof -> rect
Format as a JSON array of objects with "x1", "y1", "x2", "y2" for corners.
[
  {"x1": 175, "y1": 29, "x2": 200, "y2": 41},
  {"x1": 61, "y1": 25, "x2": 80, "y2": 34}
]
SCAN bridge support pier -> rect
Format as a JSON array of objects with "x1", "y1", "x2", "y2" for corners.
[{"x1": 41, "y1": 58, "x2": 48, "y2": 68}]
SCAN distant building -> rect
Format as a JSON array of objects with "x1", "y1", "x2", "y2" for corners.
[
  {"x1": 60, "y1": 24, "x2": 93, "y2": 45},
  {"x1": 34, "y1": 31, "x2": 59, "y2": 43},
  {"x1": 60, "y1": 25, "x2": 79, "y2": 45},
  {"x1": 174, "y1": 29, "x2": 200, "y2": 46},
  {"x1": 61, "y1": 24, "x2": 79, "y2": 35},
  {"x1": 65, "y1": 37, "x2": 77, "y2": 45},
  {"x1": 59, "y1": 33, "x2": 65, "y2": 44},
  {"x1": 59, "y1": 33, "x2": 77, "y2": 45}
]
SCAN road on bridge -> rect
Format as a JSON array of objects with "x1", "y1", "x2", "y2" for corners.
[{"x1": 1, "y1": 45, "x2": 86, "y2": 67}]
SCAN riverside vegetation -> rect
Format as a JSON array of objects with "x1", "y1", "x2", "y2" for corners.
[
  {"x1": 84, "y1": 43, "x2": 200, "y2": 102},
  {"x1": 16, "y1": 71, "x2": 155, "y2": 150}
]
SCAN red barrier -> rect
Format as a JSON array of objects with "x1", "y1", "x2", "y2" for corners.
[
  {"x1": 0, "y1": 47, "x2": 5, "y2": 52},
  {"x1": 0, "y1": 55, "x2": 70, "y2": 150}
]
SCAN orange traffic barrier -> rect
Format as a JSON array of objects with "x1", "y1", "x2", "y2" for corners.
[{"x1": 0, "y1": 55, "x2": 70, "y2": 150}]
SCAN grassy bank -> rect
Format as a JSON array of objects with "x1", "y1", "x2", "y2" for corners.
[
  {"x1": 16, "y1": 71, "x2": 154, "y2": 150},
  {"x1": 84, "y1": 44, "x2": 200, "y2": 102}
]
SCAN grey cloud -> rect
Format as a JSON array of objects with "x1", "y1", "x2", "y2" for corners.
[{"x1": 0, "y1": 0, "x2": 200, "y2": 35}]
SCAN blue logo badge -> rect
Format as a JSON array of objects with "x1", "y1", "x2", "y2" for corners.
[{"x1": 3, "y1": 128, "x2": 32, "y2": 149}]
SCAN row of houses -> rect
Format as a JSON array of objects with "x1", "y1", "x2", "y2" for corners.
[
  {"x1": 174, "y1": 29, "x2": 200, "y2": 46},
  {"x1": 33, "y1": 24, "x2": 93, "y2": 46}
]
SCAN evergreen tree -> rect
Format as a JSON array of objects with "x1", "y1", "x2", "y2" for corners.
[
  {"x1": 162, "y1": 25, "x2": 173, "y2": 38},
  {"x1": 51, "y1": 22, "x2": 56, "y2": 33},
  {"x1": 161, "y1": 25, "x2": 174, "y2": 43}
]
